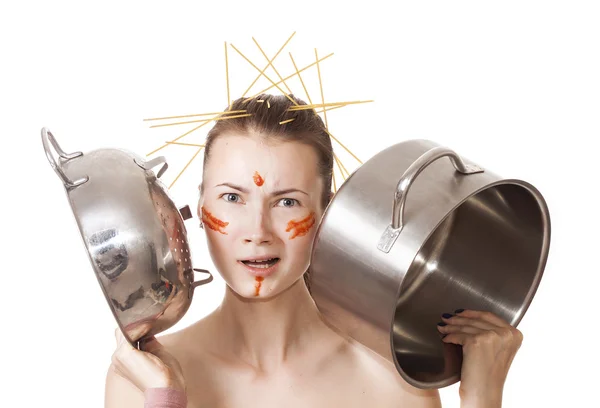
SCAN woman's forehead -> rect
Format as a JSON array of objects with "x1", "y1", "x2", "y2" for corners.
[{"x1": 204, "y1": 134, "x2": 320, "y2": 187}]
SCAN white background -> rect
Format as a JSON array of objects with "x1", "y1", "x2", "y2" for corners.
[{"x1": 2, "y1": 1, "x2": 598, "y2": 406}]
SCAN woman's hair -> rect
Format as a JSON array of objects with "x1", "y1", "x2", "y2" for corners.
[{"x1": 200, "y1": 93, "x2": 334, "y2": 293}]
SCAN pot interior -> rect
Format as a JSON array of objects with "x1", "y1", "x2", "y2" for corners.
[{"x1": 392, "y1": 182, "x2": 548, "y2": 387}]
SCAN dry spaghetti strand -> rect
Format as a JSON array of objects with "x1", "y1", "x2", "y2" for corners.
[
  {"x1": 289, "y1": 52, "x2": 313, "y2": 105},
  {"x1": 230, "y1": 44, "x2": 299, "y2": 107},
  {"x1": 225, "y1": 41, "x2": 231, "y2": 109},
  {"x1": 332, "y1": 170, "x2": 337, "y2": 193},
  {"x1": 250, "y1": 53, "x2": 334, "y2": 98},
  {"x1": 334, "y1": 152, "x2": 351, "y2": 178},
  {"x1": 333, "y1": 152, "x2": 347, "y2": 181},
  {"x1": 287, "y1": 52, "x2": 322, "y2": 130},
  {"x1": 143, "y1": 109, "x2": 246, "y2": 122},
  {"x1": 316, "y1": 105, "x2": 346, "y2": 115},
  {"x1": 287, "y1": 100, "x2": 373, "y2": 111},
  {"x1": 315, "y1": 49, "x2": 329, "y2": 131},
  {"x1": 289, "y1": 51, "x2": 353, "y2": 173},
  {"x1": 166, "y1": 141, "x2": 205, "y2": 148},
  {"x1": 146, "y1": 120, "x2": 211, "y2": 157},
  {"x1": 241, "y1": 31, "x2": 296, "y2": 98},
  {"x1": 169, "y1": 145, "x2": 205, "y2": 189},
  {"x1": 253, "y1": 37, "x2": 293, "y2": 94},
  {"x1": 150, "y1": 113, "x2": 252, "y2": 128},
  {"x1": 325, "y1": 129, "x2": 362, "y2": 165}
]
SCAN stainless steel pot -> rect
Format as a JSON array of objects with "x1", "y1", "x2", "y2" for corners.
[
  {"x1": 310, "y1": 139, "x2": 551, "y2": 389},
  {"x1": 42, "y1": 127, "x2": 213, "y2": 347}
]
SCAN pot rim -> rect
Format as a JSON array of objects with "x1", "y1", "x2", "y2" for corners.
[{"x1": 388, "y1": 177, "x2": 552, "y2": 389}]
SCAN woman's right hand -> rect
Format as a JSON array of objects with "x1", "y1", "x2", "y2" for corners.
[{"x1": 110, "y1": 328, "x2": 186, "y2": 394}]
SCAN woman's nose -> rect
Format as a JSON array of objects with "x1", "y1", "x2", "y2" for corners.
[{"x1": 243, "y1": 211, "x2": 274, "y2": 245}]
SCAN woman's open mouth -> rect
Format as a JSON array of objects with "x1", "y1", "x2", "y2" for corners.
[
  {"x1": 238, "y1": 257, "x2": 281, "y2": 277},
  {"x1": 241, "y1": 258, "x2": 280, "y2": 268}
]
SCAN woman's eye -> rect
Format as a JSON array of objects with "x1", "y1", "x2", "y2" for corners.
[
  {"x1": 278, "y1": 198, "x2": 299, "y2": 208},
  {"x1": 222, "y1": 193, "x2": 241, "y2": 203}
]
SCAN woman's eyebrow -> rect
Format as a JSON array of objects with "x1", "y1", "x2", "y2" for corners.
[
  {"x1": 215, "y1": 182, "x2": 249, "y2": 193},
  {"x1": 271, "y1": 188, "x2": 308, "y2": 197},
  {"x1": 215, "y1": 183, "x2": 308, "y2": 197}
]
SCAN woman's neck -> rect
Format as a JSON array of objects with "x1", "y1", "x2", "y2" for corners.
[{"x1": 210, "y1": 278, "x2": 331, "y2": 373}]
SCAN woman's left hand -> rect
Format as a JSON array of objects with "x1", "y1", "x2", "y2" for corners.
[{"x1": 437, "y1": 309, "x2": 524, "y2": 408}]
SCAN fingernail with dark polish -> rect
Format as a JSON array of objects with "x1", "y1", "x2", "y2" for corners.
[
  {"x1": 437, "y1": 322, "x2": 447, "y2": 326},
  {"x1": 455, "y1": 308, "x2": 465, "y2": 314},
  {"x1": 442, "y1": 313, "x2": 453, "y2": 319}
]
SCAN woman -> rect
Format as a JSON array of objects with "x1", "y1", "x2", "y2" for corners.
[{"x1": 106, "y1": 94, "x2": 524, "y2": 407}]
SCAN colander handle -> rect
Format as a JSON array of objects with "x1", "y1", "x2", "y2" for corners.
[
  {"x1": 41, "y1": 127, "x2": 89, "y2": 190},
  {"x1": 377, "y1": 146, "x2": 484, "y2": 253},
  {"x1": 191, "y1": 268, "x2": 213, "y2": 288},
  {"x1": 133, "y1": 156, "x2": 168, "y2": 179}
]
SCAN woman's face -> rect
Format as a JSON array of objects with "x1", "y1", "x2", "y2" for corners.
[{"x1": 198, "y1": 133, "x2": 325, "y2": 299}]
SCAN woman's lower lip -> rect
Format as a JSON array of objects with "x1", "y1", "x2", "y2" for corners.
[{"x1": 238, "y1": 260, "x2": 280, "y2": 277}]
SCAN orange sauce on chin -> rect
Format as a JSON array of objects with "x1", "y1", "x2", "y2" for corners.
[{"x1": 254, "y1": 276, "x2": 264, "y2": 296}]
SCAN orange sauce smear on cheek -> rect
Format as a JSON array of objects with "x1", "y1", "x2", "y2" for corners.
[
  {"x1": 254, "y1": 276, "x2": 264, "y2": 296},
  {"x1": 253, "y1": 171, "x2": 265, "y2": 187},
  {"x1": 285, "y1": 212, "x2": 316, "y2": 239},
  {"x1": 201, "y1": 206, "x2": 229, "y2": 235}
]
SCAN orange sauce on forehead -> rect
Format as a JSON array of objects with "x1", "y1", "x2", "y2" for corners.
[
  {"x1": 253, "y1": 171, "x2": 265, "y2": 187},
  {"x1": 286, "y1": 212, "x2": 316, "y2": 239},
  {"x1": 254, "y1": 276, "x2": 264, "y2": 296},
  {"x1": 201, "y1": 206, "x2": 229, "y2": 235}
]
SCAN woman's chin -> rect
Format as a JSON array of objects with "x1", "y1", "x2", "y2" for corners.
[
  {"x1": 225, "y1": 274, "x2": 305, "y2": 300},
  {"x1": 226, "y1": 281, "x2": 274, "y2": 300}
]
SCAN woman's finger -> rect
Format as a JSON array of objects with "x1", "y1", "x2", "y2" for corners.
[
  {"x1": 437, "y1": 323, "x2": 485, "y2": 336},
  {"x1": 114, "y1": 328, "x2": 136, "y2": 352},
  {"x1": 111, "y1": 363, "x2": 128, "y2": 381},
  {"x1": 453, "y1": 309, "x2": 511, "y2": 328},
  {"x1": 440, "y1": 314, "x2": 500, "y2": 331},
  {"x1": 110, "y1": 363, "x2": 121, "y2": 376},
  {"x1": 440, "y1": 332, "x2": 470, "y2": 346},
  {"x1": 115, "y1": 328, "x2": 128, "y2": 346}
]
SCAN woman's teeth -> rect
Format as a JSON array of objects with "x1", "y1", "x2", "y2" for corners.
[{"x1": 242, "y1": 258, "x2": 280, "y2": 268}]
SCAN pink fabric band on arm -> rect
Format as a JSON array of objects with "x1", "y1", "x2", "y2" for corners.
[{"x1": 144, "y1": 388, "x2": 188, "y2": 408}]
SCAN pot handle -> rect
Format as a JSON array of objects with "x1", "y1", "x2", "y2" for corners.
[
  {"x1": 133, "y1": 156, "x2": 168, "y2": 179},
  {"x1": 377, "y1": 146, "x2": 484, "y2": 253},
  {"x1": 41, "y1": 127, "x2": 89, "y2": 190},
  {"x1": 191, "y1": 268, "x2": 213, "y2": 288}
]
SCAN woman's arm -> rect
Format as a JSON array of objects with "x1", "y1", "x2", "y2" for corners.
[
  {"x1": 105, "y1": 363, "x2": 145, "y2": 408},
  {"x1": 105, "y1": 329, "x2": 187, "y2": 408},
  {"x1": 437, "y1": 309, "x2": 524, "y2": 408},
  {"x1": 144, "y1": 388, "x2": 188, "y2": 408},
  {"x1": 105, "y1": 365, "x2": 188, "y2": 408}
]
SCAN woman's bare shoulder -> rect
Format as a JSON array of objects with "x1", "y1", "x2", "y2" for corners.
[
  {"x1": 157, "y1": 311, "x2": 216, "y2": 362},
  {"x1": 157, "y1": 315, "x2": 225, "y2": 406},
  {"x1": 329, "y1": 335, "x2": 442, "y2": 408}
]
